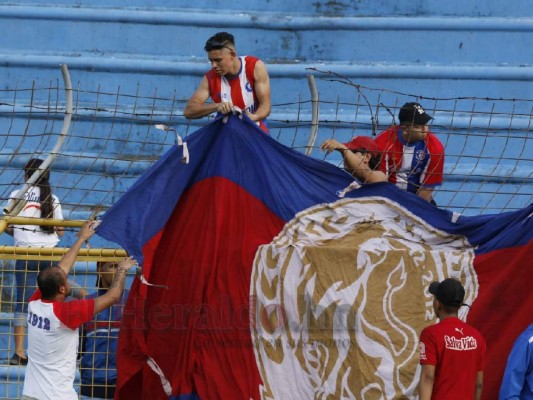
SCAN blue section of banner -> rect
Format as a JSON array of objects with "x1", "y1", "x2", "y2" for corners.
[
  {"x1": 169, "y1": 392, "x2": 201, "y2": 400},
  {"x1": 98, "y1": 113, "x2": 533, "y2": 261},
  {"x1": 97, "y1": 114, "x2": 351, "y2": 261},
  {"x1": 342, "y1": 182, "x2": 533, "y2": 254}
]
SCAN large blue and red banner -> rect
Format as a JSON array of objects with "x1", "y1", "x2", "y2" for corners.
[{"x1": 98, "y1": 114, "x2": 533, "y2": 399}]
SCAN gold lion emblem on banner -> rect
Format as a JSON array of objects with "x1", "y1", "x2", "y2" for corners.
[{"x1": 251, "y1": 198, "x2": 477, "y2": 399}]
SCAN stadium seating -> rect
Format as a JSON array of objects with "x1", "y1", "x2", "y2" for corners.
[{"x1": 0, "y1": 0, "x2": 531, "y2": 397}]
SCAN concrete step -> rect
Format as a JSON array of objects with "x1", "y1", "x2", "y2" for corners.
[
  {"x1": 2, "y1": 3, "x2": 533, "y2": 107},
  {"x1": 3, "y1": 0, "x2": 532, "y2": 17},
  {"x1": 0, "y1": 1, "x2": 531, "y2": 218},
  {"x1": 2, "y1": 51, "x2": 533, "y2": 103},
  {"x1": 1, "y1": 4, "x2": 533, "y2": 63}
]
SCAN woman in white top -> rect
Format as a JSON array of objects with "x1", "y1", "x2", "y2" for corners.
[{"x1": 6, "y1": 158, "x2": 65, "y2": 365}]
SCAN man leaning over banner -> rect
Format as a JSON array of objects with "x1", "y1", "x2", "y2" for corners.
[
  {"x1": 183, "y1": 31, "x2": 271, "y2": 133},
  {"x1": 22, "y1": 222, "x2": 137, "y2": 400}
]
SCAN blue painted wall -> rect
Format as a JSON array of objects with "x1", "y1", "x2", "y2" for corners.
[{"x1": 0, "y1": 0, "x2": 532, "y2": 243}]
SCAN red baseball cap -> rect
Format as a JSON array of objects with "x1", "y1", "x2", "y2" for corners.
[{"x1": 343, "y1": 136, "x2": 380, "y2": 157}]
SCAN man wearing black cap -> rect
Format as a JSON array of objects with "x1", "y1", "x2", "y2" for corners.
[
  {"x1": 183, "y1": 31, "x2": 271, "y2": 133},
  {"x1": 374, "y1": 102, "x2": 445, "y2": 203},
  {"x1": 419, "y1": 278, "x2": 486, "y2": 399}
]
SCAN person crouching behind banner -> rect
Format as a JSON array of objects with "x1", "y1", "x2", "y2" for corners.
[
  {"x1": 21, "y1": 222, "x2": 137, "y2": 400},
  {"x1": 419, "y1": 278, "x2": 486, "y2": 400},
  {"x1": 79, "y1": 261, "x2": 129, "y2": 400},
  {"x1": 321, "y1": 136, "x2": 387, "y2": 189}
]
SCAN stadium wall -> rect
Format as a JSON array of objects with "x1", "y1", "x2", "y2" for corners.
[{"x1": 0, "y1": 0, "x2": 532, "y2": 235}]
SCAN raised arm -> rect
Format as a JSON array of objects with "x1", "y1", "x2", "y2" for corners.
[
  {"x1": 321, "y1": 139, "x2": 359, "y2": 171},
  {"x1": 183, "y1": 76, "x2": 232, "y2": 119},
  {"x1": 245, "y1": 60, "x2": 271, "y2": 122},
  {"x1": 321, "y1": 138, "x2": 348, "y2": 155},
  {"x1": 93, "y1": 256, "x2": 137, "y2": 314},
  {"x1": 57, "y1": 221, "x2": 96, "y2": 276}
]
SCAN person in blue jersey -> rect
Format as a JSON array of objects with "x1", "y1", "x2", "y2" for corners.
[
  {"x1": 499, "y1": 323, "x2": 533, "y2": 400},
  {"x1": 79, "y1": 261, "x2": 130, "y2": 399}
]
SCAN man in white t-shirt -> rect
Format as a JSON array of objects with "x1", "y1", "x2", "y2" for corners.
[{"x1": 22, "y1": 222, "x2": 137, "y2": 400}]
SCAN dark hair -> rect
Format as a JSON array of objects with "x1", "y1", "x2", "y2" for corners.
[
  {"x1": 24, "y1": 158, "x2": 54, "y2": 233},
  {"x1": 352, "y1": 149, "x2": 382, "y2": 171},
  {"x1": 441, "y1": 304, "x2": 461, "y2": 314},
  {"x1": 37, "y1": 266, "x2": 65, "y2": 299},
  {"x1": 96, "y1": 261, "x2": 119, "y2": 288},
  {"x1": 368, "y1": 154, "x2": 382, "y2": 171},
  {"x1": 204, "y1": 32, "x2": 235, "y2": 52}
]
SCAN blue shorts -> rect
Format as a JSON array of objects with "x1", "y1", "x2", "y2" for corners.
[{"x1": 14, "y1": 259, "x2": 53, "y2": 327}]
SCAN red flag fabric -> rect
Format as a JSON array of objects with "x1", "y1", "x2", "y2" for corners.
[{"x1": 97, "y1": 115, "x2": 533, "y2": 400}]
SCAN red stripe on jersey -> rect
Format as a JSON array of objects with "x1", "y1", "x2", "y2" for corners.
[
  {"x1": 53, "y1": 298, "x2": 95, "y2": 330},
  {"x1": 206, "y1": 55, "x2": 258, "y2": 110}
]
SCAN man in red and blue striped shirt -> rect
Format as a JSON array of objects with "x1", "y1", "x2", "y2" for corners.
[
  {"x1": 375, "y1": 102, "x2": 445, "y2": 203},
  {"x1": 184, "y1": 31, "x2": 271, "y2": 133}
]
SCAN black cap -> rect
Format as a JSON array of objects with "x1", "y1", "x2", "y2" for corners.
[
  {"x1": 429, "y1": 278, "x2": 466, "y2": 308},
  {"x1": 398, "y1": 102, "x2": 433, "y2": 125}
]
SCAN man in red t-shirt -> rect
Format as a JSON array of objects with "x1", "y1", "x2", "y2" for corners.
[
  {"x1": 184, "y1": 31, "x2": 271, "y2": 132},
  {"x1": 419, "y1": 278, "x2": 486, "y2": 400}
]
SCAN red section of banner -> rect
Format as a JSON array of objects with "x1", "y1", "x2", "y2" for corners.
[
  {"x1": 115, "y1": 177, "x2": 285, "y2": 399},
  {"x1": 469, "y1": 239, "x2": 533, "y2": 400}
]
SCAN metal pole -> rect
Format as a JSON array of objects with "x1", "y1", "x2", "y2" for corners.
[
  {"x1": 0, "y1": 216, "x2": 85, "y2": 228},
  {"x1": 1, "y1": 64, "x2": 73, "y2": 232},
  {"x1": 305, "y1": 74, "x2": 320, "y2": 156},
  {"x1": 0, "y1": 246, "x2": 128, "y2": 262}
]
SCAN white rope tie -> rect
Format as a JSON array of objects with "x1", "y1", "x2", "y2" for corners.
[
  {"x1": 222, "y1": 106, "x2": 244, "y2": 124},
  {"x1": 136, "y1": 267, "x2": 169, "y2": 289},
  {"x1": 336, "y1": 181, "x2": 362, "y2": 198},
  {"x1": 146, "y1": 357, "x2": 172, "y2": 396},
  {"x1": 181, "y1": 141, "x2": 189, "y2": 164},
  {"x1": 154, "y1": 124, "x2": 189, "y2": 164}
]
